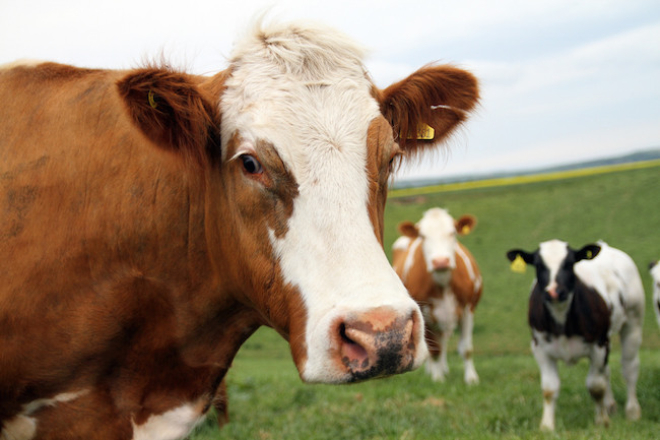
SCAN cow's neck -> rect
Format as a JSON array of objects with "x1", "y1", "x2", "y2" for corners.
[
  {"x1": 179, "y1": 297, "x2": 263, "y2": 369},
  {"x1": 544, "y1": 293, "x2": 574, "y2": 327}
]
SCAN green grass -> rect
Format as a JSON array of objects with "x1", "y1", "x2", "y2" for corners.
[{"x1": 187, "y1": 164, "x2": 660, "y2": 439}]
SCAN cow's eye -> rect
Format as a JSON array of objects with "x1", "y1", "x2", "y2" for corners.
[
  {"x1": 241, "y1": 154, "x2": 263, "y2": 175},
  {"x1": 387, "y1": 151, "x2": 402, "y2": 174}
]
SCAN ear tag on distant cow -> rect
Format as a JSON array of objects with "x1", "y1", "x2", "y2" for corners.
[
  {"x1": 586, "y1": 249, "x2": 593, "y2": 259},
  {"x1": 461, "y1": 225, "x2": 471, "y2": 235},
  {"x1": 148, "y1": 90, "x2": 158, "y2": 109},
  {"x1": 403, "y1": 123, "x2": 435, "y2": 140},
  {"x1": 510, "y1": 254, "x2": 527, "y2": 273}
]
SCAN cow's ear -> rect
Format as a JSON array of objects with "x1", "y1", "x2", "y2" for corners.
[
  {"x1": 117, "y1": 67, "x2": 221, "y2": 166},
  {"x1": 455, "y1": 215, "x2": 477, "y2": 235},
  {"x1": 398, "y1": 221, "x2": 419, "y2": 238},
  {"x1": 506, "y1": 249, "x2": 535, "y2": 264},
  {"x1": 377, "y1": 64, "x2": 479, "y2": 157},
  {"x1": 575, "y1": 244, "x2": 601, "y2": 262}
]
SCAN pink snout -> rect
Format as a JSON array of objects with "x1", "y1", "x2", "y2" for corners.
[
  {"x1": 431, "y1": 256, "x2": 451, "y2": 271},
  {"x1": 335, "y1": 306, "x2": 421, "y2": 382}
]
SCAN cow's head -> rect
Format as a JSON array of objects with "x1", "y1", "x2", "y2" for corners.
[
  {"x1": 507, "y1": 240, "x2": 601, "y2": 303},
  {"x1": 118, "y1": 20, "x2": 479, "y2": 384},
  {"x1": 399, "y1": 208, "x2": 476, "y2": 284}
]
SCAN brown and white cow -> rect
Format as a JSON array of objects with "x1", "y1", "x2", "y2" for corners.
[
  {"x1": 0, "y1": 20, "x2": 479, "y2": 440},
  {"x1": 392, "y1": 208, "x2": 482, "y2": 384},
  {"x1": 507, "y1": 240, "x2": 644, "y2": 431}
]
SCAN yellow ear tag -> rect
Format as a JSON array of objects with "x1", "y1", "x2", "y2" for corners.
[
  {"x1": 403, "y1": 123, "x2": 435, "y2": 140},
  {"x1": 586, "y1": 250, "x2": 593, "y2": 259},
  {"x1": 148, "y1": 90, "x2": 158, "y2": 109},
  {"x1": 461, "y1": 225, "x2": 471, "y2": 235},
  {"x1": 510, "y1": 254, "x2": 527, "y2": 273}
]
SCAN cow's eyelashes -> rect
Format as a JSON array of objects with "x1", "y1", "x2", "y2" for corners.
[
  {"x1": 387, "y1": 151, "x2": 402, "y2": 173},
  {"x1": 240, "y1": 154, "x2": 263, "y2": 175}
]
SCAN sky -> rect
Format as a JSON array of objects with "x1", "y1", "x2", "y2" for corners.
[{"x1": 1, "y1": 0, "x2": 659, "y2": 182}]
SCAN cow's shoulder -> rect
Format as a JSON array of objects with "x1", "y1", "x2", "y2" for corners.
[{"x1": 565, "y1": 280, "x2": 611, "y2": 345}]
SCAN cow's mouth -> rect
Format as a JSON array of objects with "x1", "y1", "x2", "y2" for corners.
[{"x1": 431, "y1": 269, "x2": 452, "y2": 285}]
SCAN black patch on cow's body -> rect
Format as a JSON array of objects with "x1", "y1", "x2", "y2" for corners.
[{"x1": 528, "y1": 279, "x2": 611, "y2": 347}]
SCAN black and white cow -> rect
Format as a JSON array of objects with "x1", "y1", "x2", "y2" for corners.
[
  {"x1": 650, "y1": 260, "x2": 660, "y2": 328},
  {"x1": 506, "y1": 240, "x2": 644, "y2": 431}
]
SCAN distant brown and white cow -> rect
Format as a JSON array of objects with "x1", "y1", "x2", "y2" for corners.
[
  {"x1": 507, "y1": 240, "x2": 644, "y2": 431},
  {"x1": 0, "y1": 19, "x2": 479, "y2": 440},
  {"x1": 650, "y1": 260, "x2": 660, "y2": 328},
  {"x1": 392, "y1": 208, "x2": 482, "y2": 384}
]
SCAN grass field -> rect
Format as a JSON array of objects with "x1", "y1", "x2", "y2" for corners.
[{"x1": 187, "y1": 163, "x2": 660, "y2": 440}]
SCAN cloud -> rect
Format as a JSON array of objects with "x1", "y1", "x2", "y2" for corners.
[{"x1": 1, "y1": 0, "x2": 658, "y2": 180}]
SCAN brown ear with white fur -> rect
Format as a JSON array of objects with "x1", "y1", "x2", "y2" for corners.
[{"x1": 377, "y1": 64, "x2": 479, "y2": 157}]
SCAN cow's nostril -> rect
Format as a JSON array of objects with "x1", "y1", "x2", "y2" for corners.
[{"x1": 339, "y1": 323, "x2": 370, "y2": 370}]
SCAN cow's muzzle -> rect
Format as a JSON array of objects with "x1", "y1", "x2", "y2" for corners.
[{"x1": 335, "y1": 306, "x2": 422, "y2": 382}]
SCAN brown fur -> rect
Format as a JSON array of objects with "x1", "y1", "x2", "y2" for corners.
[
  {"x1": 365, "y1": 117, "x2": 399, "y2": 244},
  {"x1": 377, "y1": 65, "x2": 479, "y2": 157}
]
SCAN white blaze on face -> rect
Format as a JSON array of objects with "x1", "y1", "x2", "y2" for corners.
[
  {"x1": 220, "y1": 20, "x2": 425, "y2": 382},
  {"x1": 417, "y1": 208, "x2": 459, "y2": 273},
  {"x1": 539, "y1": 240, "x2": 569, "y2": 296}
]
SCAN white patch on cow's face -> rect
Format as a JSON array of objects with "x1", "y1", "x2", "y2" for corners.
[
  {"x1": 539, "y1": 240, "x2": 569, "y2": 296},
  {"x1": 132, "y1": 403, "x2": 205, "y2": 440},
  {"x1": 417, "y1": 208, "x2": 459, "y2": 273},
  {"x1": 220, "y1": 20, "x2": 426, "y2": 382}
]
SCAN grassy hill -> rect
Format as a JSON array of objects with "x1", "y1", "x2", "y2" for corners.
[
  {"x1": 187, "y1": 163, "x2": 660, "y2": 440},
  {"x1": 393, "y1": 147, "x2": 660, "y2": 189},
  {"x1": 384, "y1": 162, "x2": 660, "y2": 353}
]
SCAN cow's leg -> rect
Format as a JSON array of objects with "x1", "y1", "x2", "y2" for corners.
[
  {"x1": 424, "y1": 327, "x2": 446, "y2": 382},
  {"x1": 457, "y1": 305, "x2": 479, "y2": 385},
  {"x1": 603, "y1": 364, "x2": 616, "y2": 416},
  {"x1": 586, "y1": 345, "x2": 611, "y2": 427},
  {"x1": 620, "y1": 321, "x2": 642, "y2": 420},
  {"x1": 532, "y1": 342, "x2": 559, "y2": 431},
  {"x1": 427, "y1": 295, "x2": 456, "y2": 381},
  {"x1": 438, "y1": 327, "x2": 452, "y2": 378}
]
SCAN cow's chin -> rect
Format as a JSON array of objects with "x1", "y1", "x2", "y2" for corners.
[{"x1": 431, "y1": 269, "x2": 452, "y2": 286}]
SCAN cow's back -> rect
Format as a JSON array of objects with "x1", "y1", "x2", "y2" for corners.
[{"x1": 575, "y1": 242, "x2": 645, "y2": 333}]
